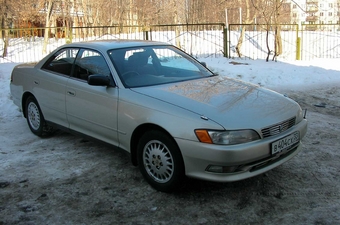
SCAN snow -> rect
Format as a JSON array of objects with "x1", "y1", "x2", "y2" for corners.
[
  {"x1": 202, "y1": 57, "x2": 340, "y2": 91},
  {"x1": 0, "y1": 63, "x2": 21, "y2": 120}
]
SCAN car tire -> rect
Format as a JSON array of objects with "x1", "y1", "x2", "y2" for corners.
[
  {"x1": 137, "y1": 130, "x2": 185, "y2": 192},
  {"x1": 25, "y1": 96, "x2": 53, "y2": 137}
]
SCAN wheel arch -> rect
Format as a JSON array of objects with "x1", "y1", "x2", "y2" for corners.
[
  {"x1": 130, "y1": 123, "x2": 182, "y2": 167},
  {"x1": 21, "y1": 92, "x2": 35, "y2": 118}
]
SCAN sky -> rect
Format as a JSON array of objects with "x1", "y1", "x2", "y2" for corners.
[{"x1": 1, "y1": 57, "x2": 340, "y2": 121}]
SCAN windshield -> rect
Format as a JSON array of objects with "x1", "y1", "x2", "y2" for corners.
[{"x1": 108, "y1": 45, "x2": 214, "y2": 88}]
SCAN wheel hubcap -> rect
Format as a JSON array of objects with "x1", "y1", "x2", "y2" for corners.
[
  {"x1": 143, "y1": 140, "x2": 174, "y2": 183},
  {"x1": 27, "y1": 102, "x2": 41, "y2": 130}
]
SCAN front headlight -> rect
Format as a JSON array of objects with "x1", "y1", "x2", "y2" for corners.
[
  {"x1": 296, "y1": 107, "x2": 307, "y2": 124},
  {"x1": 195, "y1": 129, "x2": 260, "y2": 145}
]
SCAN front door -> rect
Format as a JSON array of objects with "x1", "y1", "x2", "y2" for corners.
[{"x1": 65, "y1": 49, "x2": 119, "y2": 146}]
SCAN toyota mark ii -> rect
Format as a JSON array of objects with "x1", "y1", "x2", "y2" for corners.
[{"x1": 10, "y1": 40, "x2": 308, "y2": 192}]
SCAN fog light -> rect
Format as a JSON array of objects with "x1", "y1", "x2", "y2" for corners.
[{"x1": 206, "y1": 165, "x2": 238, "y2": 173}]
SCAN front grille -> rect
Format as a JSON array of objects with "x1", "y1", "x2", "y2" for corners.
[{"x1": 261, "y1": 117, "x2": 296, "y2": 138}]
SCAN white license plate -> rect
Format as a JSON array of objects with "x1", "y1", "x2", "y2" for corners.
[{"x1": 271, "y1": 131, "x2": 300, "y2": 155}]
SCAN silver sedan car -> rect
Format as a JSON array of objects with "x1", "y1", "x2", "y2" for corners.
[{"x1": 10, "y1": 40, "x2": 307, "y2": 192}]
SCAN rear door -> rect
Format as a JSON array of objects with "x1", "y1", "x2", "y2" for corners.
[
  {"x1": 37, "y1": 48, "x2": 79, "y2": 127},
  {"x1": 65, "y1": 49, "x2": 119, "y2": 146}
]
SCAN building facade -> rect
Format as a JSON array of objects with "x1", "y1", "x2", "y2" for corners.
[{"x1": 290, "y1": 0, "x2": 340, "y2": 25}]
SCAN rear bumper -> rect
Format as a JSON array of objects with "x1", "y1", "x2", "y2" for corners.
[
  {"x1": 10, "y1": 83, "x2": 23, "y2": 111},
  {"x1": 176, "y1": 119, "x2": 307, "y2": 182}
]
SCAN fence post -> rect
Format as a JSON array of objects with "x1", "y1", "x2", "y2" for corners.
[
  {"x1": 144, "y1": 27, "x2": 149, "y2": 40},
  {"x1": 223, "y1": 27, "x2": 229, "y2": 58},
  {"x1": 296, "y1": 37, "x2": 301, "y2": 60},
  {"x1": 296, "y1": 24, "x2": 301, "y2": 60}
]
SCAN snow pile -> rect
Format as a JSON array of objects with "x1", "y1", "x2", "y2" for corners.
[
  {"x1": 0, "y1": 63, "x2": 21, "y2": 120},
  {"x1": 200, "y1": 57, "x2": 340, "y2": 91}
]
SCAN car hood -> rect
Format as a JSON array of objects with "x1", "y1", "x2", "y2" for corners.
[{"x1": 132, "y1": 76, "x2": 300, "y2": 130}]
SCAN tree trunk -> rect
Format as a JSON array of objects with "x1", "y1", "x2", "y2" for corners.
[
  {"x1": 266, "y1": 25, "x2": 270, "y2": 62},
  {"x1": 2, "y1": 30, "x2": 9, "y2": 58},
  {"x1": 272, "y1": 0, "x2": 283, "y2": 61},
  {"x1": 236, "y1": 27, "x2": 245, "y2": 57},
  {"x1": 173, "y1": 0, "x2": 181, "y2": 48},
  {"x1": 273, "y1": 25, "x2": 282, "y2": 61},
  {"x1": 1, "y1": 1, "x2": 9, "y2": 58},
  {"x1": 43, "y1": 0, "x2": 54, "y2": 54},
  {"x1": 235, "y1": 0, "x2": 254, "y2": 57}
]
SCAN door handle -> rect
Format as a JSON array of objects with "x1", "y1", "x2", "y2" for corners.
[{"x1": 67, "y1": 91, "x2": 75, "y2": 96}]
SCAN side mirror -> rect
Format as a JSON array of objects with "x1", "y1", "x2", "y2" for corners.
[
  {"x1": 200, "y1": 62, "x2": 207, "y2": 67},
  {"x1": 88, "y1": 74, "x2": 111, "y2": 86}
]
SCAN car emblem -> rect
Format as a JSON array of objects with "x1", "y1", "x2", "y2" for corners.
[{"x1": 278, "y1": 125, "x2": 283, "y2": 132}]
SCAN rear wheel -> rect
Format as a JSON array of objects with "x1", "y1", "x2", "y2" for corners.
[
  {"x1": 25, "y1": 96, "x2": 53, "y2": 137},
  {"x1": 137, "y1": 130, "x2": 185, "y2": 192}
]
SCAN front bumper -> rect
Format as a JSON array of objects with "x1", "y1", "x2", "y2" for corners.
[{"x1": 176, "y1": 119, "x2": 307, "y2": 182}]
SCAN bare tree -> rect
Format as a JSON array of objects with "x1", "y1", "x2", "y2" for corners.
[
  {"x1": 42, "y1": 0, "x2": 55, "y2": 54},
  {"x1": 272, "y1": 0, "x2": 284, "y2": 61},
  {"x1": 0, "y1": 2, "x2": 7, "y2": 57},
  {"x1": 0, "y1": 0, "x2": 13, "y2": 57},
  {"x1": 251, "y1": 0, "x2": 284, "y2": 61},
  {"x1": 235, "y1": 0, "x2": 256, "y2": 57}
]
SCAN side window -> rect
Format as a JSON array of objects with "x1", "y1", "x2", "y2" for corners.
[
  {"x1": 42, "y1": 48, "x2": 79, "y2": 76},
  {"x1": 73, "y1": 49, "x2": 111, "y2": 81}
]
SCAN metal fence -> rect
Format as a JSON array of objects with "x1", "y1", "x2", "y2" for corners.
[
  {"x1": 227, "y1": 24, "x2": 299, "y2": 61},
  {"x1": 0, "y1": 23, "x2": 339, "y2": 63},
  {"x1": 227, "y1": 23, "x2": 340, "y2": 61},
  {"x1": 300, "y1": 24, "x2": 340, "y2": 60},
  {"x1": 0, "y1": 23, "x2": 225, "y2": 63}
]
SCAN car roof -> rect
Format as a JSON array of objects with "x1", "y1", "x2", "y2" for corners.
[{"x1": 63, "y1": 39, "x2": 171, "y2": 51}]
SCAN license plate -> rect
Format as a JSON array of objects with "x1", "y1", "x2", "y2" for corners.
[{"x1": 271, "y1": 131, "x2": 300, "y2": 155}]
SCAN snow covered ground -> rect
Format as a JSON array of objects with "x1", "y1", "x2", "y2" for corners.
[{"x1": 1, "y1": 57, "x2": 340, "y2": 224}]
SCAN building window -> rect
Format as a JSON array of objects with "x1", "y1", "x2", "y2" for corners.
[
  {"x1": 293, "y1": 13, "x2": 297, "y2": 17},
  {"x1": 320, "y1": 12, "x2": 324, "y2": 16},
  {"x1": 329, "y1": 3, "x2": 333, "y2": 8},
  {"x1": 320, "y1": 3, "x2": 323, "y2": 8},
  {"x1": 328, "y1": 12, "x2": 332, "y2": 16},
  {"x1": 293, "y1": 4, "x2": 297, "y2": 9}
]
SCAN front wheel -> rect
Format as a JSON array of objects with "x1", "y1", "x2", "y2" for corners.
[{"x1": 137, "y1": 130, "x2": 185, "y2": 192}]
